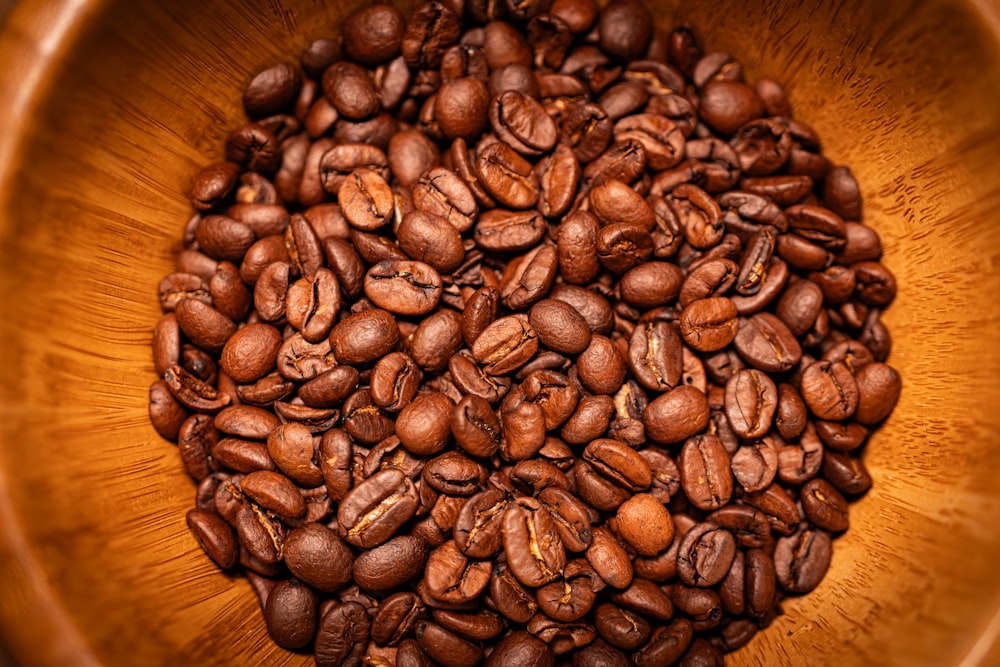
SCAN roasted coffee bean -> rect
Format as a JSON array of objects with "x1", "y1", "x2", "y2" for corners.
[
  {"x1": 338, "y1": 468, "x2": 420, "y2": 548},
  {"x1": 583, "y1": 438, "x2": 652, "y2": 492},
  {"x1": 616, "y1": 493, "x2": 673, "y2": 556},
  {"x1": 723, "y1": 369, "x2": 777, "y2": 439},
  {"x1": 634, "y1": 618, "x2": 693, "y2": 667},
  {"x1": 283, "y1": 523, "x2": 355, "y2": 593},
  {"x1": 477, "y1": 141, "x2": 541, "y2": 209},
  {"x1": 503, "y1": 497, "x2": 567, "y2": 587},
  {"x1": 471, "y1": 315, "x2": 539, "y2": 375},
  {"x1": 853, "y1": 361, "x2": 902, "y2": 424},
  {"x1": 800, "y1": 359, "x2": 859, "y2": 421},
  {"x1": 490, "y1": 90, "x2": 558, "y2": 156},
  {"x1": 586, "y1": 526, "x2": 633, "y2": 590},
  {"x1": 642, "y1": 385, "x2": 710, "y2": 445},
  {"x1": 330, "y1": 308, "x2": 399, "y2": 365},
  {"x1": 528, "y1": 298, "x2": 593, "y2": 355},
  {"x1": 415, "y1": 621, "x2": 482, "y2": 667},
  {"x1": 576, "y1": 335, "x2": 627, "y2": 395},
  {"x1": 263, "y1": 579, "x2": 318, "y2": 650},
  {"x1": 596, "y1": 222, "x2": 653, "y2": 274},
  {"x1": 499, "y1": 243, "x2": 559, "y2": 311},
  {"x1": 186, "y1": 508, "x2": 239, "y2": 569},
  {"x1": 315, "y1": 601, "x2": 371, "y2": 667},
  {"x1": 397, "y1": 391, "x2": 455, "y2": 456},
  {"x1": 678, "y1": 297, "x2": 738, "y2": 352},
  {"x1": 774, "y1": 527, "x2": 833, "y2": 593},
  {"x1": 485, "y1": 630, "x2": 554, "y2": 667},
  {"x1": 679, "y1": 434, "x2": 733, "y2": 511},
  {"x1": 475, "y1": 208, "x2": 547, "y2": 252},
  {"x1": 365, "y1": 259, "x2": 443, "y2": 316},
  {"x1": 628, "y1": 320, "x2": 683, "y2": 392},
  {"x1": 677, "y1": 522, "x2": 737, "y2": 587},
  {"x1": 732, "y1": 311, "x2": 802, "y2": 372}
]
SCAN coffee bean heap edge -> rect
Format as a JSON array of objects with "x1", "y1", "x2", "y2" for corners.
[{"x1": 148, "y1": 1, "x2": 903, "y2": 665}]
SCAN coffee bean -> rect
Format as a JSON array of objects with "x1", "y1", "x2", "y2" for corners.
[
  {"x1": 397, "y1": 391, "x2": 455, "y2": 456},
  {"x1": 616, "y1": 493, "x2": 673, "y2": 556},
  {"x1": 186, "y1": 508, "x2": 239, "y2": 569},
  {"x1": 263, "y1": 579, "x2": 318, "y2": 649},
  {"x1": 642, "y1": 385, "x2": 710, "y2": 445},
  {"x1": 774, "y1": 527, "x2": 833, "y2": 593},
  {"x1": 504, "y1": 497, "x2": 567, "y2": 587},
  {"x1": 315, "y1": 601, "x2": 371, "y2": 667},
  {"x1": 338, "y1": 468, "x2": 419, "y2": 548},
  {"x1": 678, "y1": 434, "x2": 734, "y2": 511},
  {"x1": 471, "y1": 315, "x2": 539, "y2": 375},
  {"x1": 678, "y1": 297, "x2": 738, "y2": 352}
]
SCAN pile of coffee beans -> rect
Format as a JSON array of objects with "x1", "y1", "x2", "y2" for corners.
[{"x1": 148, "y1": 0, "x2": 903, "y2": 664}]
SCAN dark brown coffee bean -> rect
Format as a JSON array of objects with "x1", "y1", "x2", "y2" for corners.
[
  {"x1": 476, "y1": 141, "x2": 541, "y2": 210},
  {"x1": 499, "y1": 243, "x2": 559, "y2": 311},
  {"x1": 503, "y1": 497, "x2": 566, "y2": 587},
  {"x1": 471, "y1": 315, "x2": 540, "y2": 375},
  {"x1": 853, "y1": 361, "x2": 901, "y2": 424},
  {"x1": 341, "y1": 3, "x2": 405, "y2": 65},
  {"x1": 678, "y1": 297, "x2": 738, "y2": 352},
  {"x1": 678, "y1": 434, "x2": 733, "y2": 511},
  {"x1": 642, "y1": 385, "x2": 710, "y2": 445},
  {"x1": 397, "y1": 391, "x2": 455, "y2": 456},
  {"x1": 413, "y1": 167, "x2": 479, "y2": 232},
  {"x1": 490, "y1": 90, "x2": 558, "y2": 156},
  {"x1": 597, "y1": 0, "x2": 652, "y2": 60},
  {"x1": 315, "y1": 602, "x2": 371, "y2": 667},
  {"x1": 774, "y1": 527, "x2": 833, "y2": 593},
  {"x1": 397, "y1": 210, "x2": 466, "y2": 274},
  {"x1": 486, "y1": 630, "x2": 554, "y2": 667},
  {"x1": 705, "y1": 505, "x2": 768, "y2": 549},
  {"x1": 596, "y1": 222, "x2": 653, "y2": 274},
  {"x1": 282, "y1": 523, "x2": 355, "y2": 593},
  {"x1": 415, "y1": 620, "x2": 483, "y2": 667},
  {"x1": 800, "y1": 478, "x2": 849, "y2": 532},
  {"x1": 677, "y1": 522, "x2": 737, "y2": 587},
  {"x1": 822, "y1": 450, "x2": 873, "y2": 495},
  {"x1": 536, "y1": 144, "x2": 580, "y2": 218},
  {"x1": 583, "y1": 438, "x2": 652, "y2": 492},
  {"x1": 800, "y1": 360, "x2": 859, "y2": 421},
  {"x1": 560, "y1": 395, "x2": 614, "y2": 445},
  {"x1": 723, "y1": 369, "x2": 777, "y2": 439},
  {"x1": 699, "y1": 79, "x2": 765, "y2": 136},
  {"x1": 734, "y1": 488, "x2": 797, "y2": 541},
  {"x1": 338, "y1": 468, "x2": 420, "y2": 548},
  {"x1": 732, "y1": 311, "x2": 802, "y2": 372},
  {"x1": 576, "y1": 335, "x2": 627, "y2": 395},
  {"x1": 225, "y1": 123, "x2": 281, "y2": 174},
  {"x1": 475, "y1": 208, "x2": 548, "y2": 252},
  {"x1": 634, "y1": 618, "x2": 693, "y2": 667},
  {"x1": 592, "y1": 603, "x2": 650, "y2": 651},
  {"x1": 330, "y1": 308, "x2": 399, "y2": 365},
  {"x1": 528, "y1": 298, "x2": 593, "y2": 355},
  {"x1": 586, "y1": 526, "x2": 632, "y2": 590},
  {"x1": 425, "y1": 539, "x2": 493, "y2": 605},
  {"x1": 364, "y1": 259, "x2": 443, "y2": 316},
  {"x1": 263, "y1": 579, "x2": 318, "y2": 650},
  {"x1": 616, "y1": 493, "x2": 673, "y2": 556},
  {"x1": 186, "y1": 508, "x2": 239, "y2": 569},
  {"x1": 628, "y1": 320, "x2": 683, "y2": 392}
]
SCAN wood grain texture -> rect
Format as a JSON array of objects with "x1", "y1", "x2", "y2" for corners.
[{"x1": 0, "y1": 0, "x2": 998, "y2": 665}]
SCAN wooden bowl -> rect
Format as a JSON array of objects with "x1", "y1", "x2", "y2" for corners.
[{"x1": 0, "y1": 0, "x2": 998, "y2": 665}]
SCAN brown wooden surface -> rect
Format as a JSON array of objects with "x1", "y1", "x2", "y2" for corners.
[{"x1": 0, "y1": 0, "x2": 998, "y2": 665}]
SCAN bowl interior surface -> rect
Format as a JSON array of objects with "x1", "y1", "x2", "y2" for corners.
[{"x1": 0, "y1": 0, "x2": 999, "y2": 665}]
